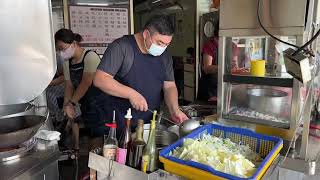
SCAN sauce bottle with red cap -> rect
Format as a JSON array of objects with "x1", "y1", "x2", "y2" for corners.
[{"x1": 103, "y1": 110, "x2": 118, "y2": 160}]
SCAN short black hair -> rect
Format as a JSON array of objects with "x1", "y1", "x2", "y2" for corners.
[
  {"x1": 54, "y1": 28, "x2": 82, "y2": 44},
  {"x1": 143, "y1": 15, "x2": 175, "y2": 36}
]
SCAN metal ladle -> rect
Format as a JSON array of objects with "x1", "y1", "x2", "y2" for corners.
[
  {"x1": 148, "y1": 109, "x2": 201, "y2": 137},
  {"x1": 179, "y1": 119, "x2": 201, "y2": 137}
]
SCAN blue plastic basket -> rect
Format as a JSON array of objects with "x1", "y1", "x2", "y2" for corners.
[{"x1": 159, "y1": 124, "x2": 283, "y2": 180}]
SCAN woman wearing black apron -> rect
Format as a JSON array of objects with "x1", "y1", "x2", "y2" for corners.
[{"x1": 55, "y1": 29, "x2": 107, "y2": 151}]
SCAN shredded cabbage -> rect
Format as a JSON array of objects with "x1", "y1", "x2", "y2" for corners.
[{"x1": 171, "y1": 134, "x2": 262, "y2": 178}]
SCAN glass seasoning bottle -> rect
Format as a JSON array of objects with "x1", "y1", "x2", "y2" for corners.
[
  {"x1": 128, "y1": 119, "x2": 146, "y2": 169},
  {"x1": 103, "y1": 111, "x2": 118, "y2": 160},
  {"x1": 116, "y1": 108, "x2": 132, "y2": 164},
  {"x1": 141, "y1": 111, "x2": 157, "y2": 173}
]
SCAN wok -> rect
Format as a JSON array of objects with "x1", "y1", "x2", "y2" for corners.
[
  {"x1": 0, "y1": 103, "x2": 32, "y2": 118},
  {"x1": 0, "y1": 115, "x2": 46, "y2": 148}
]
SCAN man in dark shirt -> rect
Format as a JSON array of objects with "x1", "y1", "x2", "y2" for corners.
[{"x1": 94, "y1": 15, "x2": 188, "y2": 131}]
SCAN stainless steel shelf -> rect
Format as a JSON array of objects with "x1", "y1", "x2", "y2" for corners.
[
  {"x1": 223, "y1": 114, "x2": 290, "y2": 129},
  {"x1": 223, "y1": 74, "x2": 294, "y2": 87}
]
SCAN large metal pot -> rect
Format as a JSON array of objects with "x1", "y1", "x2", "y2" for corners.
[
  {"x1": 247, "y1": 88, "x2": 288, "y2": 115},
  {"x1": 0, "y1": 115, "x2": 46, "y2": 148},
  {"x1": 143, "y1": 123, "x2": 166, "y2": 131},
  {"x1": 132, "y1": 124, "x2": 179, "y2": 149},
  {"x1": 142, "y1": 124, "x2": 178, "y2": 147},
  {"x1": 132, "y1": 124, "x2": 179, "y2": 170}
]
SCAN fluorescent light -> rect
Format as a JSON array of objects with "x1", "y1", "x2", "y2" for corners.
[
  {"x1": 152, "y1": 0, "x2": 161, "y2": 4},
  {"x1": 76, "y1": 2, "x2": 128, "y2": 6},
  {"x1": 76, "y1": 2, "x2": 110, "y2": 6}
]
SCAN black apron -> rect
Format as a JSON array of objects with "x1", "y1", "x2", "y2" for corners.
[
  {"x1": 103, "y1": 35, "x2": 165, "y2": 135},
  {"x1": 69, "y1": 50, "x2": 106, "y2": 133}
]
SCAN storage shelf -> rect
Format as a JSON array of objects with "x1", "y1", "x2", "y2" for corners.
[
  {"x1": 223, "y1": 114, "x2": 290, "y2": 129},
  {"x1": 223, "y1": 74, "x2": 294, "y2": 87}
]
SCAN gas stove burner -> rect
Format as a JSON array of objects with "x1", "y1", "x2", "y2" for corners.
[{"x1": 0, "y1": 137, "x2": 37, "y2": 162}]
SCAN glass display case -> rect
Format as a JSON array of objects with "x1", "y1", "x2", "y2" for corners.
[
  {"x1": 220, "y1": 36, "x2": 298, "y2": 129},
  {"x1": 217, "y1": 0, "x2": 316, "y2": 161},
  {"x1": 224, "y1": 36, "x2": 296, "y2": 78},
  {"x1": 218, "y1": 34, "x2": 303, "y2": 139}
]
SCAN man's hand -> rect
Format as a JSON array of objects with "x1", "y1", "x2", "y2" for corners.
[
  {"x1": 171, "y1": 109, "x2": 188, "y2": 123},
  {"x1": 129, "y1": 90, "x2": 148, "y2": 112},
  {"x1": 64, "y1": 103, "x2": 76, "y2": 119},
  {"x1": 95, "y1": 71, "x2": 149, "y2": 111}
]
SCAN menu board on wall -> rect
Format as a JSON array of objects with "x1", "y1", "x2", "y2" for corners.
[{"x1": 69, "y1": 5, "x2": 129, "y2": 54}]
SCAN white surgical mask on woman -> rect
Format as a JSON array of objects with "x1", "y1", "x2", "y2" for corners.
[{"x1": 60, "y1": 43, "x2": 75, "y2": 60}]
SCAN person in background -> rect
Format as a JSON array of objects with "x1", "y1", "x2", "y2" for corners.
[
  {"x1": 172, "y1": 56, "x2": 184, "y2": 99},
  {"x1": 55, "y1": 28, "x2": 107, "y2": 151},
  {"x1": 186, "y1": 47, "x2": 195, "y2": 64},
  {"x1": 198, "y1": 21, "x2": 239, "y2": 102},
  {"x1": 94, "y1": 15, "x2": 188, "y2": 134}
]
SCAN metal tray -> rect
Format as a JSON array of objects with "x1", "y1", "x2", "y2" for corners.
[{"x1": 224, "y1": 114, "x2": 290, "y2": 129}]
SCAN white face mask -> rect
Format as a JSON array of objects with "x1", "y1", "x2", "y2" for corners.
[
  {"x1": 60, "y1": 44, "x2": 75, "y2": 60},
  {"x1": 147, "y1": 43, "x2": 167, "y2": 56},
  {"x1": 144, "y1": 31, "x2": 167, "y2": 56}
]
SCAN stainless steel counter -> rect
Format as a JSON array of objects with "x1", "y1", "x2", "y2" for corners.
[
  {"x1": 262, "y1": 135, "x2": 320, "y2": 179},
  {"x1": 0, "y1": 109, "x2": 61, "y2": 180},
  {"x1": 0, "y1": 140, "x2": 60, "y2": 180},
  {"x1": 260, "y1": 156, "x2": 320, "y2": 180}
]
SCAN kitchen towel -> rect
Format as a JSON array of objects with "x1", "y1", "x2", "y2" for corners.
[{"x1": 35, "y1": 130, "x2": 61, "y2": 141}]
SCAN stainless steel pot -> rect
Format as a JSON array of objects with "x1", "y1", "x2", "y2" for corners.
[
  {"x1": 247, "y1": 88, "x2": 288, "y2": 115},
  {"x1": 132, "y1": 124, "x2": 178, "y2": 149},
  {"x1": 168, "y1": 125, "x2": 179, "y2": 136},
  {"x1": 143, "y1": 123, "x2": 167, "y2": 131},
  {"x1": 142, "y1": 130, "x2": 178, "y2": 148},
  {"x1": 132, "y1": 124, "x2": 179, "y2": 170},
  {"x1": 0, "y1": 115, "x2": 46, "y2": 148}
]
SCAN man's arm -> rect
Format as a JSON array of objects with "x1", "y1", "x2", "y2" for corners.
[
  {"x1": 94, "y1": 70, "x2": 148, "y2": 111},
  {"x1": 202, "y1": 54, "x2": 218, "y2": 74},
  {"x1": 163, "y1": 81, "x2": 179, "y2": 114},
  {"x1": 163, "y1": 81, "x2": 188, "y2": 122}
]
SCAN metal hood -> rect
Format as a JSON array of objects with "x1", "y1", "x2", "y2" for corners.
[
  {"x1": 0, "y1": 0, "x2": 56, "y2": 105},
  {"x1": 135, "y1": 0, "x2": 181, "y2": 13}
]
